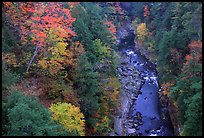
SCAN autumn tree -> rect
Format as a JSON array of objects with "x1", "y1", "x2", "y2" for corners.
[
  {"x1": 170, "y1": 40, "x2": 202, "y2": 136},
  {"x1": 3, "y1": 91, "x2": 70, "y2": 136},
  {"x1": 144, "y1": 5, "x2": 150, "y2": 17},
  {"x1": 49, "y1": 102, "x2": 85, "y2": 136},
  {"x1": 135, "y1": 23, "x2": 149, "y2": 42},
  {"x1": 3, "y1": 2, "x2": 79, "y2": 76},
  {"x1": 104, "y1": 21, "x2": 117, "y2": 44},
  {"x1": 181, "y1": 40, "x2": 202, "y2": 78}
]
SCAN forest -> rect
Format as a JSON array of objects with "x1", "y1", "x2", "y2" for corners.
[{"x1": 2, "y1": 2, "x2": 202, "y2": 136}]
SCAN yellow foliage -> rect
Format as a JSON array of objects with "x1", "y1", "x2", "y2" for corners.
[
  {"x1": 136, "y1": 23, "x2": 149, "y2": 42},
  {"x1": 49, "y1": 102, "x2": 85, "y2": 136},
  {"x1": 161, "y1": 82, "x2": 174, "y2": 97},
  {"x1": 56, "y1": 42, "x2": 67, "y2": 55},
  {"x1": 37, "y1": 28, "x2": 83, "y2": 76},
  {"x1": 99, "y1": 77, "x2": 121, "y2": 116},
  {"x1": 38, "y1": 58, "x2": 47, "y2": 69}
]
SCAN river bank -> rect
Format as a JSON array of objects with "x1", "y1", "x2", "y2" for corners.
[{"x1": 111, "y1": 22, "x2": 174, "y2": 136}]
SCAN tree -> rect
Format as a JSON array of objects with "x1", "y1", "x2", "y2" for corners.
[
  {"x1": 170, "y1": 40, "x2": 202, "y2": 135},
  {"x1": 181, "y1": 40, "x2": 202, "y2": 79},
  {"x1": 49, "y1": 102, "x2": 85, "y2": 136},
  {"x1": 181, "y1": 92, "x2": 202, "y2": 136},
  {"x1": 2, "y1": 61, "x2": 19, "y2": 93},
  {"x1": 144, "y1": 5, "x2": 150, "y2": 17},
  {"x1": 71, "y1": 2, "x2": 115, "y2": 51},
  {"x1": 3, "y1": 2, "x2": 78, "y2": 75},
  {"x1": 3, "y1": 91, "x2": 70, "y2": 136},
  {"x1": 135, "y1": 23, "x2": 149, "y2": 42},
  {"x1": 75, "y1": 53, "x2": 100, "y2": 129},
  {"x1": 125, "y1": 2, "x2": 145, "y2": 21},
  {"x1": 104, "y1": 21, "x2": 117, "y2": 44}
]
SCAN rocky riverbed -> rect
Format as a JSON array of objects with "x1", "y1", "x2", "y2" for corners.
[
  {"x1": 109, "y1": 22, "x2": 174, "y2": 136},
  {"x1": 112, "y1": 49, "x2": 174, "y2": 136}
]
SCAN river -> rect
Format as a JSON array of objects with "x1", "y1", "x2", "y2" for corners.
[{"x1": 115, "y1": 28, "x2": 174, "y2": 136}]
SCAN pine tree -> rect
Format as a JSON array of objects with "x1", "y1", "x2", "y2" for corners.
[{"x1": 3, "y1": 91, "x2": 72, "y2": 136}]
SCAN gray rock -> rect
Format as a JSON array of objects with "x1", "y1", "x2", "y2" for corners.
[
  {"x1": 118, "y1": 67, "x2": 123, "y2": 73},
  {"x1": 127, "y1": 128, "x2": 136, "y2": 134},
  {"x1": 134, "y1": 123, "x2": 139, "y2": 127},
  {"x1": 130, "y1": 94, "x2": 136, "y2": 100}
]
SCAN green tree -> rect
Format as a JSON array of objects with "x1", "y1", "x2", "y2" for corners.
[
  {"x1": 2, "y1": 61, "x2": 20, "y2": 99},
  {"x1": 75, "y1": 53, "x2": 100, "y2": 127},
  {"x1": 71, "y1": 2, "x2": 114, "y2": 52},
  {"x1": 3, "y1": 91, "x2": 71, "y2": 136},
  {"x1": 181, "y1": 92, "x2": 202, "y2": 136}
]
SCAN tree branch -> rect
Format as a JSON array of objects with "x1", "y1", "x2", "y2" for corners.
[{"x1": 26, "y1": 46, "x2": 39, "y2": 72}]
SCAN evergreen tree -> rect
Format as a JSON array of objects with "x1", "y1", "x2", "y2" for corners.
[
  {"x1": 75, "y1": 53, "x2": 100, "y2": 127},
  {"x1": 3, "y1": 91, "x2": 72, "y2": 136}
]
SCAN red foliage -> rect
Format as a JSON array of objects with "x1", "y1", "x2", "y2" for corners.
[
  {"x1": 181, "y1": 40, "x2": 202, "y2": 79},
  {"x1": 144, "y1": 5, "x2": 150, "y2": 17},
  {"x1": 3, "y1": 2, "x2": 82, "y2": 74},
  {"x1": 93, "y1": 112, "x2": 99, "y2": 117},
  {"x1": 3, "y1": 2, "x2": 76, "y2": 49}
]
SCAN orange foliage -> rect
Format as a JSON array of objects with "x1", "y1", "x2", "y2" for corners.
[
  {"x1": 105, "y1": 21, "x2": 117, "y2": 43},
  {"x1": 27, "y1": 3, "x2": 76, "y2": 48},
  {"x1": 105, "y1": 21, "x2": 116, "y2": 34},
  {"x1": 3, "y1": 2, "x2": 76, "y2": 50},
  {"x1": 161, "y1": 82, "x2": 174, "y2": 97},
  {"x1": 3, "y1": 2, "x2": 35, "y2": 36},
  {"x1": 184, "y1": 40, "x2": 202, "y2": 65},
  {"x1": 3, "y1": 2, "x2": 84, "y2": 75},
  {"x1": 188, "y1": 40, "x2": 202, "y2": 62}
]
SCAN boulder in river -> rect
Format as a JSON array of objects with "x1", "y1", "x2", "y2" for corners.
[{"x1": 127, "y1": 128, "x2": 136, "y2": 134}]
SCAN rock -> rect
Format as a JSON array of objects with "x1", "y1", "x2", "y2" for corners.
[
  {"x1": 127, "y1": 128, "x2": 136, "y2": 134},
  {"x1": 130, "y1": 95, "x2": 136, "y2": 100},
  {"x1": 121, "y1": 72, "x2": 128, "y2": 77},
  {"x1": 117, "y1": 67, "x2": 123, "y2": 73},
  {"x1": 109, "y1": 132, "x2": 116, "y2": 136},
  {"x1": 138, "y1": 121, "x2": 143, "y2": 125},
  {"x1": 134, "y1": 123, "x2": 139, "y2": 127},
  {"x1": 138, "y1": 91, "x2": 142, "y2": 95},
  {"x1": 127, "y1": 70, "x2": 133, "y2": 76},
  {"x1": 134, "y1": 81, "x2": 140, "y2": 87},
  {"x1": 114, "y1": 116, "x2": 123, "y2": 135},
  {"x1": 130, "y1": 93, "x2": 136, "y2": 100},
  {"x1": 123, "y1": 57, "x2": 130, "y2": 63},
  {"x1": 128, "y1": 119, "x2": 134, "y2": 123},
  {"x1": 127, "y1": 68, "x2": 133, "y2": 71}
]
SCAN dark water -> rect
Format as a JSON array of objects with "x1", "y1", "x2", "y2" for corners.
[{"x1": 121, "y1": 49, "x2": 174, "y2": 136}]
